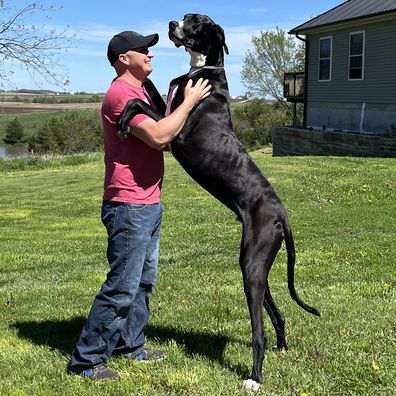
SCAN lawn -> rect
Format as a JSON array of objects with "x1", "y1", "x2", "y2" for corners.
[{"x1": 0, "y1": 152, "x2": 395, "y2": 395}]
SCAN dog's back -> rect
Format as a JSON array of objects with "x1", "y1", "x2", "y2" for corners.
[{"x1": 168, "y1": 68, "x2": 283, "y2": 218}]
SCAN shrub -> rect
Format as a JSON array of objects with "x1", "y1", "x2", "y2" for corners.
[
  {"x1": 28, "y1": 110, "x2": 103, "y2": 155},
  {"x1": 231, "y1": 100, "x2": 290, "y2": 150},
  {"x1": 4, "y1": 117, "x2": 25, "y2": 144}
]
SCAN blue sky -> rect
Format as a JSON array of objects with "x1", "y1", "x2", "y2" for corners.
[{"x1": 8, "y1": 0, "x2": 344, "y2": 97}]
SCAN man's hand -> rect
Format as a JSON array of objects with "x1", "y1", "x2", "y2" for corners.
[{"x1": 183, "y1": 78, "x2": 211, "y2": 111}]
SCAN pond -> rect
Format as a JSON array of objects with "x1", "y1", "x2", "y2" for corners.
[{"x1": 0, "y1": 145, "x2": 31, "y2": 158}]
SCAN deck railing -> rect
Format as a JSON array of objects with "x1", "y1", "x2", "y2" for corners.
[{"x1": 283, "y1": 72, "x2": 304, "y2": 102}]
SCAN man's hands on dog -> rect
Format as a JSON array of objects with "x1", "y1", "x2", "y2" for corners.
[{"x1": 183, "y1": 78, "x2": 211, "y2": 111}]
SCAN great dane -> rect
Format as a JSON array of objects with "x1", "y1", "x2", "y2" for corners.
[{"x1": 117, "y1": 13, "x2": 320, "y2": 391}]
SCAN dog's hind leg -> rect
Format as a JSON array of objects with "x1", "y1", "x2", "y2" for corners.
[
  {"x1": 263, "y1": 281, "x2": 287, "y2": 351},
  {"x1": 241, "y1": 209, "x2": 284, "y2": 391},
  {"x1": 240, "y1": 252, "x2": 266, "y2": 392}
]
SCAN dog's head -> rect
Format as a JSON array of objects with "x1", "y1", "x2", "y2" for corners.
[{"x1": 169, "y1": 14, "x2": 229, "y2": 67}]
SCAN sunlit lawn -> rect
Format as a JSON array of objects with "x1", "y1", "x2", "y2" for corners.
[{"x1": 0, "y1": 151, "x2": 395, "y2": 395}]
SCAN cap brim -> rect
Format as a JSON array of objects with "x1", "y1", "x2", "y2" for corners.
[{"x1": 138, "y1": 33, "x2": 159, "y2": 48}]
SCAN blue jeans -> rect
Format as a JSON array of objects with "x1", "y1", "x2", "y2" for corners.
[{"x1": 69, "y1": 201, "x2": 162, "y2": 371}]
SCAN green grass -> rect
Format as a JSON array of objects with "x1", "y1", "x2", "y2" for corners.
[
  {"x1": 0, "y1": 152, "x2": 395, "y2": 395},
  {"x1": 0, "y1": 152, "x2": 103, "y2": 172}
]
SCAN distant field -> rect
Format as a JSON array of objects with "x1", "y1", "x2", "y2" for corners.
[
  {"x1": 0, "y1": 101, "x2": 101, "y2": 114},
  {"x1": 0, "y1": 91, "x2": 103, "y2": 104}
]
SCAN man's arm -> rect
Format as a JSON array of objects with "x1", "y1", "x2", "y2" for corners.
[{"x1": 125, "y1": 78, "x2": 211, "y2": 150}]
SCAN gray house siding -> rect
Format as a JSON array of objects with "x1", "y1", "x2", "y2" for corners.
[{"x1": 306, "y1": 19, "x2": 396, "y2": 134}]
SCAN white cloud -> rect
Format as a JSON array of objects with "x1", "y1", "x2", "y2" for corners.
[
  {"x1": 50, "y1": 16, "x2": 304, "y2": 61},
  {"x1": 222, "y1": 25, "x2": 262, "y2": 57}
]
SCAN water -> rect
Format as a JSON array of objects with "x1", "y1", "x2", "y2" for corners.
[{"x1": 0, "y1": 145, "x2": 31, "y2": 158}]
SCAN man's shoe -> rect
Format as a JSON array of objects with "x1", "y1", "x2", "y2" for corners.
[
  {"x1": 126, "y1": 349, "x2": 167, "y2": 362},
  {"x1": 79, "y1": 363, "x2": 119, "y2": 380}
]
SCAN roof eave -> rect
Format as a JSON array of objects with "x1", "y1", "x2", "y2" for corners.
[{"x1": 289, "y1": 10, "x2": 396, "y2": 36}]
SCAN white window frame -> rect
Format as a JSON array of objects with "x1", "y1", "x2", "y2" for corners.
[
  {"x1": 348, "y1": 30, "x2": 365, "y2": 81},
  {"x1": 318, "y1": 36, "x2": 333, "y2": 82}
]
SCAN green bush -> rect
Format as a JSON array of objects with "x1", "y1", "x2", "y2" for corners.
[
  {"x1": 28, "y1": 110, "x2": 103, "y2": 155},
  {"x1": 231, "y1": 100, "x2": 297, "y2": 150},
  {"x1": 4, "y1": 117, "x2": 25, "y2": 144},
  {"x1": 231, "y1": 100, "x2": 282, "y2": 149}
]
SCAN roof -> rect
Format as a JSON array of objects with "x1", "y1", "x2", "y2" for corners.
[{"x1": 289, "y1": 0, "x2": 396, "y2": 34}]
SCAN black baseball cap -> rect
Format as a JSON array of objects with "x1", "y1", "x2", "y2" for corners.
[{"x1": 107, "y1": 31, "x2": 159, "y2": 65}]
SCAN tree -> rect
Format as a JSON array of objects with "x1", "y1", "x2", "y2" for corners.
[
  {"x1": 4, "y1": 117, "x2": 25, "y2": 144},
  {"x1": 241, "y1": 27, "x2": 305, "y2": 105},
  {"x1": 0, "y1": 1, "x2": 73, "y2": 88}
]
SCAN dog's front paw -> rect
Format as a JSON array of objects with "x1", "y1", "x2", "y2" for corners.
[
  {"x1": 272, "y1": 344, "x2": 288, "y2": 352},
  {"x1": 243, "y1": 379, "x2": 260, "y2": 392},
  {"x1": 116, "y1": 126, "x2": 131, "y2": 141}
]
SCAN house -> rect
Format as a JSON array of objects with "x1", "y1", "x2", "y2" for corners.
[{"x1": 288, "y1": 0, "x2": 396, "y2": 135}]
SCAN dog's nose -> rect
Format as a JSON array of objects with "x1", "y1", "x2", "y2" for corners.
[{"x1": 169, "y1": 21, "x2": 178, "y2": 30}]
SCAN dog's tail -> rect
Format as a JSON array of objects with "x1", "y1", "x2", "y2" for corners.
[{"x1": 284, "y1": 221, "x2": 321, "y2": 317}]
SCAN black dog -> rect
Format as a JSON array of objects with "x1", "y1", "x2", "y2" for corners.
[{"x1": 117, "y1": 13, "x2": 320, "y2": 391}]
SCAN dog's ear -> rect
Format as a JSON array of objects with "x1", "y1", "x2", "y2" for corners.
[{"x1": 214, "y1": 24, "x2": 229, "y2": 55}]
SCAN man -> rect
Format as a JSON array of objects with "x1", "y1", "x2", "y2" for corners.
[{"x1": 68, "y1": 30, "x2": 210, "y2": 380}]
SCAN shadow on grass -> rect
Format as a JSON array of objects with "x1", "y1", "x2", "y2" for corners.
[
  {"x1": 145, "y1": 324, "x2": 250, "y2": 379},
  {"x1": 146, "y1": 323, "x2": 228, "y2": 360},
  {"x1": 12, "y1": 316, "x2": 86, "y2": 355},
  {"x1": 12, "y1": 319, "x2": 249, "y2": 378}
]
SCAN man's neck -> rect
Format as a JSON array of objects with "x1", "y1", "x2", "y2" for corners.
[{"x1": 119, "y1": 70, "x2": 145, "y2": 88}]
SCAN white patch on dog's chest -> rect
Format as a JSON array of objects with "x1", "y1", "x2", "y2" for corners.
[{"x1": 187, "y1": 48, "x2": 207, "y2": 67}]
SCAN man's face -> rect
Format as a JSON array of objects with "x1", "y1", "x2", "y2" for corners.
[{"x1": 118, "y1": 47, "x2": 154, "y2": 77}]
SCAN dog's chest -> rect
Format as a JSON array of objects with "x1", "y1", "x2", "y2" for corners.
[
  {"x1": 165, "y1": 84, "x2": 179, "y2": 116},
  {"x1": 166, "y1": 68, "x2": 207, "y2": 116}
]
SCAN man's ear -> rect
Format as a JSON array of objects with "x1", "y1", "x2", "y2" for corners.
[{"x1": 118, "y1": 53, "x2": 129, "y2": 65}]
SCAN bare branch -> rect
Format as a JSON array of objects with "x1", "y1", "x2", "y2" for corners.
[{"x1": 0, "y1": 2, "x2": 75, "y2": 88}]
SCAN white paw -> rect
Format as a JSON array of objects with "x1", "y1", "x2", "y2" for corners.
[{"x1": 243, "y1": 379, "x2": 261, "y2": 391}]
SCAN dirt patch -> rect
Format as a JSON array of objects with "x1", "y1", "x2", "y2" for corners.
[{"x1": 0, "y1": 102, "x2": 101, "y2": 114}]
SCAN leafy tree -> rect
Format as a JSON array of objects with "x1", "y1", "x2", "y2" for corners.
[
  {"x1": 241, "y1": 27, "x2": 304, "y2": 105},
  {"x1": 0, "y1": 1, "x2": 74, "y2": 88},
  {"x1": 4, "y1": 117, "x2": 25, "y2": 144}
]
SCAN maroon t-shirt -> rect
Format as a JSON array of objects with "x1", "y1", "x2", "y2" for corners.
[{"x1": 101, "y1": 77, "x2": 163, "y2": 204}]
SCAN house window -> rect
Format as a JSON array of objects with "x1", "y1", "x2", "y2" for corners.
[
  {"x1": 319, "y1": 37, "x2": 332, "y2": 81},
  {"x1": 349, "y1": 31, "x2": 365, "y2": 80}
]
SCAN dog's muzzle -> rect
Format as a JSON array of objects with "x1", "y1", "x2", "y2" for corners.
[
  {"x1": 169, "y1": 20, "x2": 186, "y2": 47},
  {"x1": 169, "y1": 20, "x2": 179, "y2": 30}
]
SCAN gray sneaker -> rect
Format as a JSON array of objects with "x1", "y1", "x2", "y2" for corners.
[{"x1": 80, "y1": 363, "x2": 119, "y2": 380}]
